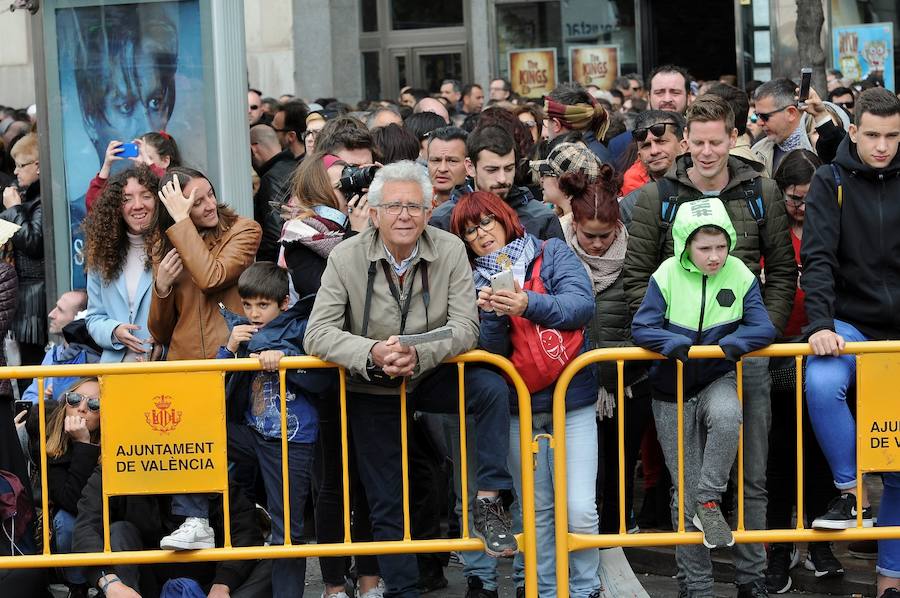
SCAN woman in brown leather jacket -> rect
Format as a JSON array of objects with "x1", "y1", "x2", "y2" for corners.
[{"x1": 147, "y1": 166, "x2": 261, "y2": 551}]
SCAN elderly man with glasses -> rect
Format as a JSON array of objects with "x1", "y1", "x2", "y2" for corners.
[{"x1": 304, "y1": 161, "x2": 518, "y2": 598}]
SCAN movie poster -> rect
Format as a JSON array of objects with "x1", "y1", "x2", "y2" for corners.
[
  {"x1": 55, "y1": 1, "x2": 207, "y2": 287},
  {"x1": 508, "y1": 48, "x2": 558, "y2": 99},
  {"x1": 569, "y1": 45, "x2": 620, "y2": 89},
  {"x1": 833, "y1": 22, "x2": 894, "y2": 91}
]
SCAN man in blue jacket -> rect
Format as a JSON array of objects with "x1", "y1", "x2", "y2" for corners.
[{"x1": 801, "y1": 87, "x2": 900, "y2": 598}]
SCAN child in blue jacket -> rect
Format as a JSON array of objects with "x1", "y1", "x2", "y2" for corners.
[{"x1": 632, "y1": 197, "x2": 775, "y2": 585}]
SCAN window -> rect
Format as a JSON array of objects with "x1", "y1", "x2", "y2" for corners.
[{"x1": 390, "y1": 0, "x2": 463, "y2": 30}]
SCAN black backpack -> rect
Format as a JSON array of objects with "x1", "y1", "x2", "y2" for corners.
[{"x1": 654, "y1": 176, "x2": 766, "y2": 263}]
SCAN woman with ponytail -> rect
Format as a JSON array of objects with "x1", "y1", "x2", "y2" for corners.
[
  {"x1": 563, "y1": 166, "x2": 653, "y2": 534},
  {"x1": 543, "y1": 82, "x2": 611, "y2": 163}
]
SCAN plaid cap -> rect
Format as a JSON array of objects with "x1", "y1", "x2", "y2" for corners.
[{"x1": 530, "y1": 142, "x2": 602, "y2": 181}]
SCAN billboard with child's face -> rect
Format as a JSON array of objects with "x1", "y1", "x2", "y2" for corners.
[{"x1": 55, "y1": 0, "x2": 206, "y2": 287}]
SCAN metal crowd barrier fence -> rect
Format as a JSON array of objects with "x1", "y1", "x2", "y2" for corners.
[
  {"x1": 0, "y1": 350, "x2": 539, "y2": 598},
  {"x1": 550, "y1": 342, "x2": 900, "y2": 598}
]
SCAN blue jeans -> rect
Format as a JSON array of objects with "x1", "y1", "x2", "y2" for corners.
[
  {"x1": 349, "y1": 365, "x2": 514, "y2": 598},
  {"x1": 805, "y1": 319, "x2": 868, "y2": 489},
  {"x1": 52, "y1": 510, "x2": 86, "y2": 584},
  {"x1": 509, "y1": 405, "x2": 600, "y2": 598},
  {"x1": 229, "y1": 426, "x2": 314, "y2": 598}
]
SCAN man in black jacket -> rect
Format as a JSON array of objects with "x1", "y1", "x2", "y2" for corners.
[
  {"x1": 250, "y1": 124, "x2": 298, "y2": 262},
  {"x1": 801, "y1": 87, "x2": 900, "y2": 598},
  {"x1": 73, "y1": 466, "x2": 270, "y2": 597}
]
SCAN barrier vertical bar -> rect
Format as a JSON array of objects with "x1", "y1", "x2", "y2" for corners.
[
  {"x1": 222, "y1": 371, "x2": 234, "y2": 548},
  {"x1": 617, "y1": 360, "x2": 626, "y2": 534},
  {"x1": 551, "y1": 356, "x2": 569, "y2": 598},
  {"x1": 339, "y1": 369, "x2": 352, "y2": 542},
  {"x1": 37, "y1": 377, "x2": 51, "y2": 554},
  {"x1": 856, "y1": 355, "x2": 863, "y2": 528},
  {"x1": 676, "y1": 360, "x2": 685, "y2": 532},
  {"x1": 795, "y1": 355, "x2": 805, "y2": 529},
  {"x1": 457, "y1": 363, "x2": 470, "y2": 539},
  {"x1": 279, "y1": 368, "x2": 291, "y2": 546},
  {"x1": 736, "y1": 360, "x2": 745, "y2": 532},
  {"x1": 400, "y1": 380, "x2": 411, "y2": 541}
]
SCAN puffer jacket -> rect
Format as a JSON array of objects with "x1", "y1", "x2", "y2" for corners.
[
  {"x1": 632, "y1": 197, "x2": 776, "y2": 401},
  {"x1": 801, "y1": 135, "x2": 900, "y2": 340},
  {"x1": 148, "y1": 215, "x2": 261, "y2": 360},
  {"x1": 1, "y1": 182, "x2": 45, "y2": 346},
  {"x1": 622, "y1": 154, "x2": 795, "y2": 335},
  {"x1": 478, "y1": 235, "x2": 597, "y2": 413},
  {"x1": 0, "y1": 262, "x2": 16, "y2": 398}
]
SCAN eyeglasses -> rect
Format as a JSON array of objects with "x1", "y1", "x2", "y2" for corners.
[
  {"x1": 380, "y1": 202, "x2": 425, "y2": 216},
  {"x1": 302, "y1": 130, "x2": 320, "y2": 141},
  {"x1": 755, "y1": 105, "x2": 792, "y2": 122},
  {"x1": 14, "y1": 161, "x2": 35, "y2": 170},
  {"x1": 521, "y1": 120, "x2": 537, "y2": 128},
  {"x1": 65, "y1": 391, "x2": 100, "y2": 412},
  {"x1": 836, "y1": 101, "x2": 855, "y2": 110},
  {"x1": 249, "y1": 104, "x2": 260, "y2": 110},
  {"x1": 632, "y1": 122, "x2": 677, "y2": 142},
  {"x1": 463, "y1": 214, "x2": 497, "y2": 241},
  {"x1": 784, "y1": 193, "x2": 806, "y2": 207}
]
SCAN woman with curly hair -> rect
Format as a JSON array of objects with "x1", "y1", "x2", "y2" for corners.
[{"x1": 82, "y1": 165, "x2": 160, "y2": 362}]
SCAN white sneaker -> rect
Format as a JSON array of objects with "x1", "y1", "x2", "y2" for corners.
[
  {"x1": 357, "y1": 579, "x2": 385, "y2": 598},
  {"x1": 160, "y1": 517, "x2": 215, "y2": 550}
]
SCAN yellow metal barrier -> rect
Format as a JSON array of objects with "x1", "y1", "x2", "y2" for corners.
[
  {"x1": 0, "y1": 351, "x2": 539, "y2": 598},
  {"x1": 550, "y1": 342, "x2": 900, "y2": 598}
]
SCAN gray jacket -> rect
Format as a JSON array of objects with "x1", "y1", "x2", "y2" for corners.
[{"x1": 304, "y1": 225, "x2": 479, "y2": 394}]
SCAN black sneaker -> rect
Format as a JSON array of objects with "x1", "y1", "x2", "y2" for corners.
[
  {"x1": 765, "y1": 543, "x2": 799, "y2": 594},
  {"x1": 516, "y1": 586, "x2": 525, "y2": 598},
  {"x1": 881, "y1": 589, "x2": 900, "y2": 598},
  {"x1": 811, "y1": 493, "x2": 874, "y2": 529},
  {"x1": 804, "y1": 542, "x2": 844, "y2": 578},
  {"x1": 848, "y1": 539, "x2": 878, "y2": 560},
  {"x1": 473, "y1": 496, "x2": 518, "y2": 558},
  {"x1": 416, "y1": 572, "x2": 448, "y2": 593},
  {"x1": 465, "y1": 576, "x2": 498, "y2": 598},
  {"x1": 736, "y1": 580, "x2": 769, "y2": 598}
]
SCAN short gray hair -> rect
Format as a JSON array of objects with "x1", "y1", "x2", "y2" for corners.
[
  {"x1": 754, "y1": 78, "x2": 796, "y2": 109},
  {"x1": 367, "y1": 160, "x2": 432, "y2": 207}
]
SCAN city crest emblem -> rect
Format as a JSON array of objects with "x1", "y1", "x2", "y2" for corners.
[{"x1": 145, "y1": 394, "x2": 183, "y2": 434}]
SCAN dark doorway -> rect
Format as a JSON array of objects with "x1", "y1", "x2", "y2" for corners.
[{"x1": 643, "y1": 0, "x2": 736, "y2": 81}]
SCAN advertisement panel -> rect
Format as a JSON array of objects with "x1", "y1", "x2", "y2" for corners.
[
  {"x1": 569, "y1": 45, "x2": 620, "y2": 89},
  {"x1": 508, "y1": 48, "x2": 558, "y2": 99},
  {"x1": 833, "y1": 22, "x2": 894, "y2": 91}
]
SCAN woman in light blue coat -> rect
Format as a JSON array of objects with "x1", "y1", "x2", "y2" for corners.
[{"x1": 83, "y1": 165, "x2": 160, "y2": 362}]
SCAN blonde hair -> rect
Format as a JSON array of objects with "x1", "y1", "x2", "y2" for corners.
[
  {"x1": 46, "y1": 377, "x2": 100, "y2": 460},
  {"x1": 10, "y1": 133, "x2": 38, "y2": 163}
]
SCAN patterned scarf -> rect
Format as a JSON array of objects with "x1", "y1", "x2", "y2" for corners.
[
  {"x1": 563, "y1": 219, "x2": 628, "y2": 293},
  {"x1": 777, "y1": 123, "x2": 813, "y2": 153},
  {"x1": 544, "y1": 98, "x2": 610, "y2": 140},
  {"x1": 280, "y1": 216, "x2": 344, "y2": 259},
  {"x1": 473, "y1": 236, "x2": 534, "y2": 291}
]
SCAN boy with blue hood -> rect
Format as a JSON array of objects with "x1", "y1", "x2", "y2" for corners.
[
  {"x1": 632, "y1": 197, "x2": 775, "y2": 593},
  {"x1": 217, "y1": 262, "x2": 329, "y2": 598}
]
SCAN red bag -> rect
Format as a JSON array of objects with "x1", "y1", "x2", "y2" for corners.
[{"x1": 508, "y1": 249, "x2": 584, "y2": 393}]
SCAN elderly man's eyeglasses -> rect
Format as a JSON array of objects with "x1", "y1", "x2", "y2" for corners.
[
  {"x1": 65, "y1": 391, "x2": 100, "y2": 412},
  {"x1": 463, "y1": 215, "x2": 497, "y2": 241},
  {"x1": 380, "y1": 202, "x2": 425, "y2": 216},
  {"x1": 755, "y1": 105, "x2": 792, "y2": 122},
  {"x1": 632, "y1": 122, "x2": 676, "y2": 142}
]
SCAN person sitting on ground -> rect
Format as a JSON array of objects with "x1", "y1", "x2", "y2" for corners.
[
  {"x1": 451, "y1": 190, "x2": 597, "y2": 598},
  {"x1": 46, "y1": 377, "x2": 101, "y2": 597},
  {"x1": 218, "y1": 262, "x2": 325, "y2": 598},
  {"x1": 632, "y1": 196, "x2": 775, "y2": 596},
  {"x1": 85, "y1": 131, "x2": 181, "y2": 211}
]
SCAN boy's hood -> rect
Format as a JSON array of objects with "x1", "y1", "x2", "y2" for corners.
[{"x1": 672, "y1": 196, "x2": 737, "y2": 273}]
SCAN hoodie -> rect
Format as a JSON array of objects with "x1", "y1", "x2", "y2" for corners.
[
  {"x1": 801, "y1": 135, "x2": 900, "y2": 340},
  {"x1": 632, "y1": 197, "x2": 776, "y2": 401}
]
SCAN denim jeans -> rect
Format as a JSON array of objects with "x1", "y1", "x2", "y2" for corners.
[
  {"x1": 229, "y1": 426, "x2": 314, "y2": 598},
  {"x1": 805, "y1": 319, "x2": 868, "y2": 489},
  {"x1": 171, "y1": 494, "x2": 210, "y2": 518},
  {"x1": 508, "y1": 405, "x2": 600, "y2": 598},
  {"x1": 653, "y1": 372, "x2": 741, "y2": 598},
  {"x1": 349, "y1": 365, "x2": 513, "y2": 598},
  {"x1": 52, "y1": 509, "x2": 86, "y2": 584},
  {"x1": 877, "y1": 473, "x2": 900, "y2": 578}
]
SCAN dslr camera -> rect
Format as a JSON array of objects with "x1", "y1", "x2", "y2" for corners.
[{"x1": 338, "y1": 165, "x2": 380, "y2": 197}]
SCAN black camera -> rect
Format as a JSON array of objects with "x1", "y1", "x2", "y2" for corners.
[{"x1": 338, "y1": 165, "x2": 380, "y2": 197}]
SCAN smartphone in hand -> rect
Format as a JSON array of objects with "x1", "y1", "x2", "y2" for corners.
[
  {"x1": 119, "y1": 142, "x2": 140, "y2": 158},
  {"x1": 489, "y1": 269, "x2": 515, "y2": 293},
  {"x1": 798, "y1": 67, "x2": 813, "y2": 105}
]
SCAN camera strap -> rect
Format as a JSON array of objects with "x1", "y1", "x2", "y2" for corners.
[{"x1": 360, "y1": 260, "x2": 429, "y2": 337}]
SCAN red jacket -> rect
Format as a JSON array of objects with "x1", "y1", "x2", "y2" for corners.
[{"x1": 619, "y1": 160, "x2": 650, "y2": 197}]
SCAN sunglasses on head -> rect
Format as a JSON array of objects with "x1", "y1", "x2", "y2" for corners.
[
  {"x1": 65, "y1": 391, "x2": 100, "y2": 412},
  {"x1": 632, "y1": 122, "x2": 676, "y2": 142}
]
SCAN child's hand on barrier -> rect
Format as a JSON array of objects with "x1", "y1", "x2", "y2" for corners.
[{"x1": 253, "y1": 350, "x2": 285, "y2": 372}]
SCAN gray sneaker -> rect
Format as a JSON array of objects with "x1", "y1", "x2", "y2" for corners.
[
  {"x1": 473, "y1": 496, "x2": 517, "y2": 558},
  {"x1": 691, "y1": 501, "x2": 734, "y2": 549}
]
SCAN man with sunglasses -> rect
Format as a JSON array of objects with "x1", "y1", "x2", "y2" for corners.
[
  {"x1": 619, "y1": 111, "x2": 687, "y2": 200},
  {"x1": 305, "y1": 162, "x2": 518, "y2": 598},
  {"x1": 624, "y1": 94, "x2": 796, "y2": 598},
  {"x1": 248, "y1": 88, "x2": 265, "y2": 126}
]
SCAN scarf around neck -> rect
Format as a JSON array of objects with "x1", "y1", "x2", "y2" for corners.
[
  {"x1": 777, "y1": 122, "x2": 813, "y2": 153},
  {"x1": 473, "y1": 236, "x2": 534, "y2": 291},
  {"x1": 564, "y1": 219, "x2": 628, "y2": 293}
]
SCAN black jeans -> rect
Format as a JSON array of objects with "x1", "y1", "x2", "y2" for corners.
[{"x1": 349, "y1": 365, "x2": 513, "y2": 598}]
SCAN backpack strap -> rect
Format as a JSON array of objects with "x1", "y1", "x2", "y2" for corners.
[
  {"x1": 739, "y1": 177, "x2": 766, "y2": 257},
  {"x1": 655, "y1": 178, "x2": 680, "y2": 264},
  {"x1": 830, "y1": 163, "x2": 843, "y2": 209}
]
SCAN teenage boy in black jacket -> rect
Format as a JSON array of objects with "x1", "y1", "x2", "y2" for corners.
[{"x1": 801, "y1": 87, "x2": 900, "y2": 598}]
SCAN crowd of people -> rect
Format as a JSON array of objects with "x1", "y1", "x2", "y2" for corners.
[{"x1": 0, "y1": 63, "x2": 898, "y2": 598}]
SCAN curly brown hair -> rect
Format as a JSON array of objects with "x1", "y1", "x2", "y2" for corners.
[{"x1": 83, "y1": 166, "x2": 158, "y2": 284}]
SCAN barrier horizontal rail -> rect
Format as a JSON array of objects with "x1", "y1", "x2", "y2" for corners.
[
  {"x1": 550, "y1": 341, "x2": 900, "y2": 598},
  {"x1": 0, "y1": 350, "x2": 539, "y2": 598}
]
